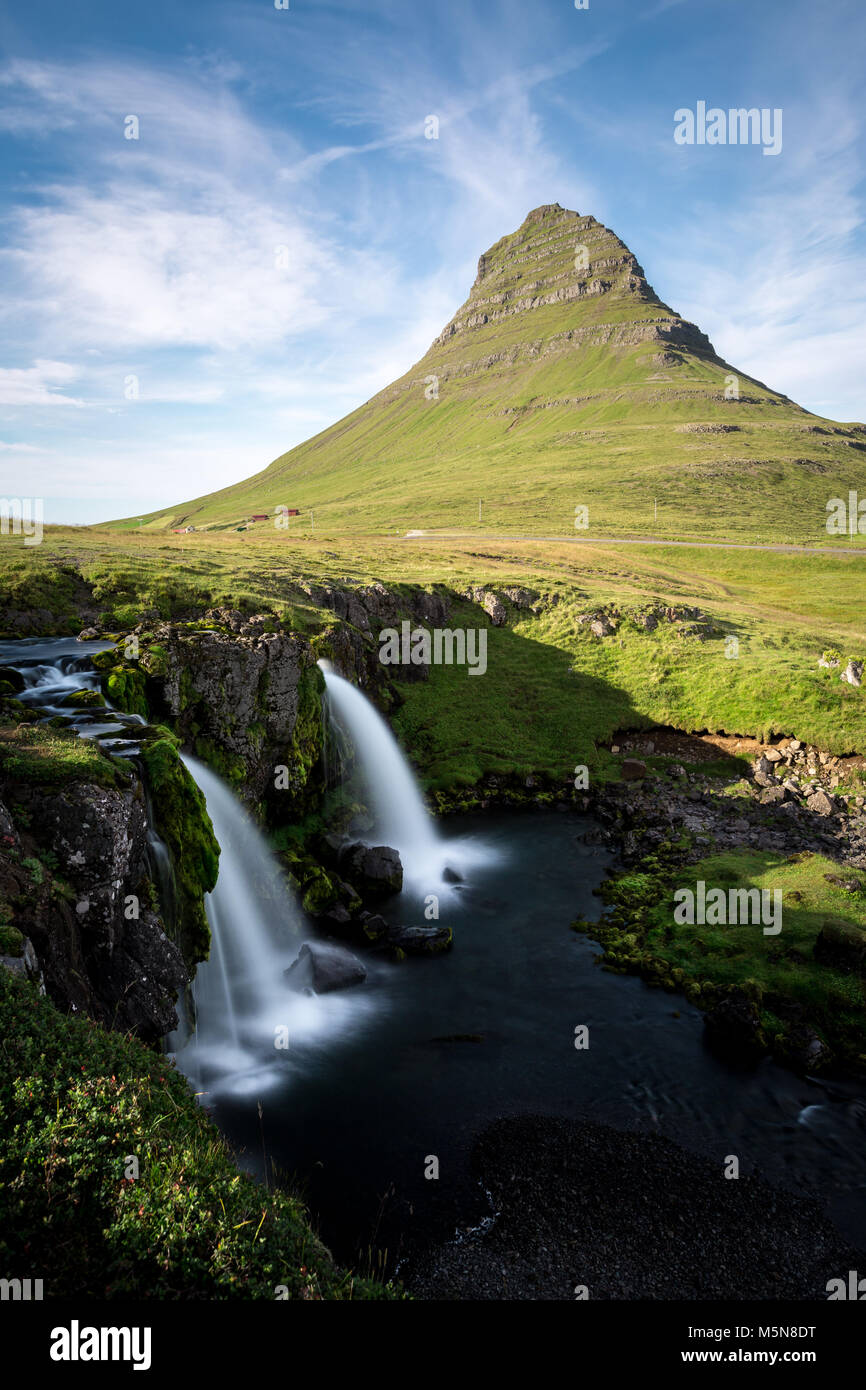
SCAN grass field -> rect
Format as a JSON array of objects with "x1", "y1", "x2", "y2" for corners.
[{"x1": 3, "y1": 526, "x2": 866, "y2": 783}]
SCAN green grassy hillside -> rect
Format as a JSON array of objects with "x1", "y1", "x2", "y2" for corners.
[{"x1": 108, "y1": 204, "x2": 866, "y2": 544}]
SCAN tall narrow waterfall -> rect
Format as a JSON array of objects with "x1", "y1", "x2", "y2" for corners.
[
  {"x1": 318, "y1": 661, "x2": 496, "y2": 891},
  {"x1": 318, "y1": 663, "x2": 443, "y2": 883}
]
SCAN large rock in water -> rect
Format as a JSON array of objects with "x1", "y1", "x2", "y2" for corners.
[
  {"x1": 385, "y1": 925, "x2": 453, "y2": 956},
  {"x1": 340, "y1": 843, "x2": 403, "y2": 898},
  {"x1": 285, "y1": 941, "x2": 367, "y2": 994}
]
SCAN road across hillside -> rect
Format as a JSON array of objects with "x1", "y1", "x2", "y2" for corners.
[{"x1": 401, "y1": 531, "x2": 866, "y2": 556}]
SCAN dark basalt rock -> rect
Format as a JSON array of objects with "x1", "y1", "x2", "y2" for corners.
[
  {"x1": 703, "y1": 989, "x2": 767, "y2": 1066},
  {"x1": 339, "y1": 842, "x2": 403, "y2": 898},
  {"x1": 621, "y1": 758, "x2": 647, "y2": 781},
  {"x1": 285, "y1": 941, "x2": 367, "y2": 994},
  {"x1": 0, "y1": 786, "x2": 187, "y2": 1041},
  {"x1": 384, "y1": 924, "x2": 453, "y2": 956}
]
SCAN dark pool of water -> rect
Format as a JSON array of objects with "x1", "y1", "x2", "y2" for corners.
[{"x1": 203, "y1": 809, "x2": 866, "y2": 1273}]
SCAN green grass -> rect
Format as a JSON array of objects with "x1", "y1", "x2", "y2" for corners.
[
  {"x1": 4, "y1": 527, "x2": 866, "y2": 781},
  {"x1": 0, "y1": 719, "x2": 128, "y2": 789},
  {"x1": 584, "y1": 849, "x2": 866, "y2": 1072},
  {"x1": 0, "y1": 970, "x2": 401, "y2": 1299}
]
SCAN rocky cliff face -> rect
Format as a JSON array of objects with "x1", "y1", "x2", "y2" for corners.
[
  {"x1": 0, "y1": 777, "x2": 186, "y2": 1041},
  {"x1": 101, "y1": 587, "x2": 463, "y2": 813}
]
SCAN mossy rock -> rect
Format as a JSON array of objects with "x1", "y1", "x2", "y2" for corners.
[
  {"x1": 140, "y1": 643, "x2": 169, "y2": 678},
  {"x1": 140, "y1": 735, "x2": 219, "y2": 966},
  {"x1": 300, "y1": 866, "x2": 341, "y2": 915},
  {"x1": 0, "y1": 923, "x2": 25, "y2": 957},
  {"x1": 61, "y1": 688, "x2": 105, "y2": 709},
  {"x1": 192, "y1": 737, "x2": 246, "y2": 787},
  {"x1": 105, "y1": 667, "x2": 149, "y2": 718},
  {"x1": 90, "y1": 647, "x2": 120, "y2": 673},
  {"x1": 814, "y1": 920, "x2": 866, "y2": 974}
]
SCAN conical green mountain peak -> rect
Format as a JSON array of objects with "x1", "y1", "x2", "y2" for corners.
[{"x1": 117, "y1": 204, "x2": 865, "y2": 542}]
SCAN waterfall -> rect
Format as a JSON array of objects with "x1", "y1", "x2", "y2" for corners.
[
  {"x1": 318, "y1": 662, "x2": 443, "y2": 881},
  {"x1": 174, "y1": 754, "x2": 378, "y2": 1098},
  {"x1": 318, "y1": 661, "x2": 495, "y2": 892}
]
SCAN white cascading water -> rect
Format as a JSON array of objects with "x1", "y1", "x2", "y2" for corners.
[
  {"x1": 174, "y1": 755, "x2": 377, "y2": 1098},
  {"x1": 318, "y1": 661, "x2": 495, "y2": 891}
]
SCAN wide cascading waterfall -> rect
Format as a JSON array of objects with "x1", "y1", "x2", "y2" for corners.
[
  {"x1": 318, "y1": 661, "x2": 495, "y2": 892},
  {"x1": 174, "y1": 754, "x2": 378, "y2": 1098}
]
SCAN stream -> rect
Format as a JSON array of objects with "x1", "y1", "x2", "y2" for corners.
[{"x1": 3, "y1": 636, "x2": 866, "y2": 1276}]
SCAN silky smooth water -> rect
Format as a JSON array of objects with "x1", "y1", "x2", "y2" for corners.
[
  {"x1": 173, "y1": 755, "x2": 381, "y2": 1099},
  {"x1": 319, "y1": 661, "x2": 495, "y2": 892},
  {"x1": 4, "y1": 639, "x2": 865, "y2": 1272}
]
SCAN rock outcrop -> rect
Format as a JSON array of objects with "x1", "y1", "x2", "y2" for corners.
[{"x1": 0, "y1": 782, "x2": 186, "y2": 1042}]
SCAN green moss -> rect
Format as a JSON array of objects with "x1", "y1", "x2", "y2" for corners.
[
  {"x1": 0, "y1": 721, "x2": 125, "y2": 789},
  {"x1": 0, "y1": 970, "x2": 401, "y2": 1300},
  {"x1": 105, "y1": 667, "x2": 149, "y2": 718},
  {"x1": 0, "y1": 923, "x2": 24, "y2": 956},
  {"x1": 267, "y1": 663, "x2": 325, "y2": 821},
  {"x1": 141, "y1": 643, "x2": 169, "y2": 678},
  {"x1": 61, "y1": 688, "x2": 105, "y2": 709},
  {"x1": 580, "y1": 848, "x2": 866, "y2": 1075},
  {"x1": 300, "y1": 866, "x2": 340, "y2": 914},
  {"x1": 90, "y1": 647, "x2": 119, "y2": 673},
  {"x1": 139, "y1": 734, "x2": 219, "y2": 966},
  {"x1": 192, "y1": 736, "x2": 246, "y2": 787}
]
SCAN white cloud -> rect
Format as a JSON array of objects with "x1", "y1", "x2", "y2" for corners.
[{"x1": 0, "y1": 360, "x2": 84, "y2": 406}]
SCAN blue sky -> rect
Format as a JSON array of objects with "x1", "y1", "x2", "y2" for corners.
[{"x1": 0, "y1": 0, "x2": 863, "y2": 523}]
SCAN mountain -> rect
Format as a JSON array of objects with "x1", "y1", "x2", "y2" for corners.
[{"x1": 111, "y1": 204, "x2": 865, "y2": 541}]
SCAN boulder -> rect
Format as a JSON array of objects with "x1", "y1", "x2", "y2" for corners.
[
  {"x1": 806, "y1": 789, "x2": 834, "y2": 816},
  {"x1": 621, "y1": 759, "x2": 647, "y2": 781},
  {"x1": 759, "y1": 786, "x2": 786, "y2": 806},
  {"x1": 359, "y1": 912, "x2": 389, "y2": 943},
  {"x1": 340, "y1": 842, "x2": 403, "y2": 898},
  {"x1": 840, "y1": 660, "x2": 863, "y2": 687},
  {"x1": 813, "y1": 921, "x2": 866, "y2": 974},
  {"x1": 590, "y1": 615, "x2": 615, "y2": 637},
  {"x1": 823, "y1": 873, "x2": 862, "y2": 892},
  {"x1": 385, "y1": 925, "x2": 453, "y2": 956},
  {"x1": 285, "y1": 941, "x2": 367, "y2": 994},
  {"x1": 61, "y1": 688, "x2": 105, "y2": 708},
  {"x1": 778, "y1": 1023, "x2": 833, "y2": 1073},
  {"x1": 703, "y1": 990, "x2": 767, "y2": 1066},
  {"x1": 635, "y1": 612, "x2": 658, "y2": 631}
]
